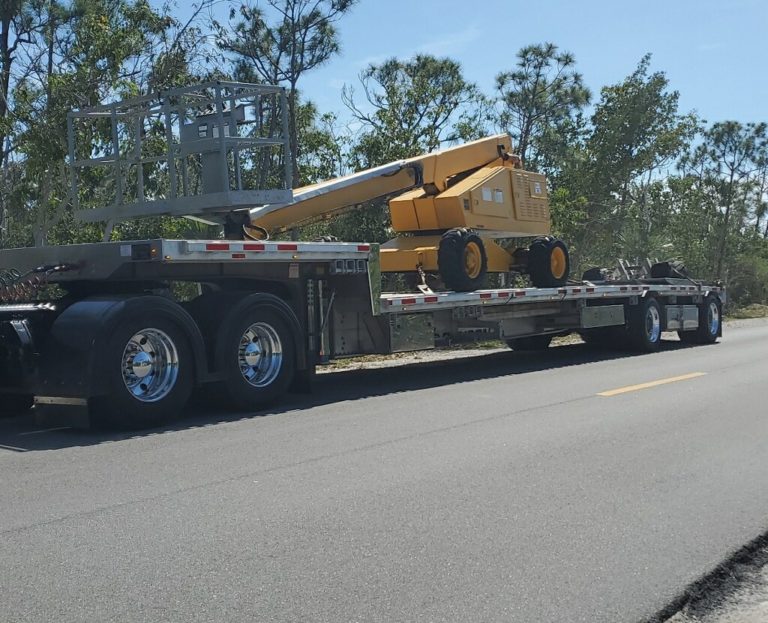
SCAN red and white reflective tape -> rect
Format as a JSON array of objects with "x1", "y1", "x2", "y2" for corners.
[
  {"x1": 381, "y1": 283, "x2": 722, "y2": 312},
  {"x1": 176, "y1": 240, "x2": 372, "y2": 260}
]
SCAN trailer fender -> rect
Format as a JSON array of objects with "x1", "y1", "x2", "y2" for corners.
[{"x1": 43, "y1": 295, "x2": 209, "y2": 398}]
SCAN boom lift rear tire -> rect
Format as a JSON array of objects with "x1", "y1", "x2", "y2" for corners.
[
  {"x1": 438, "y1": 228, "x2": 488, "y2": 292},
  {"x1": 90, "y1": 305, "x2": 194, "y2": 429},
  {"x1": 528, "y1": 237, "x2": 570, "y2": 288}
]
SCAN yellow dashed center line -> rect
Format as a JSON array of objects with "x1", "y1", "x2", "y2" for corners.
[{"x1": 598, "y1": 372, "x2": 707, "y2": 397}]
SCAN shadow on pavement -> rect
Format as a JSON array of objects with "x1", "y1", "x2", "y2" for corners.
[{"x1": 0, "y1": 339, "x2": 705, "y2": 452}]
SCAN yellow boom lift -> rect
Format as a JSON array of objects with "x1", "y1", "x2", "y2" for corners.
[
  {"x1": 248, "y1": 134, "x2": 569, "y2": 291},
  {"x1": 66, "y1": 84, "x2": 567, "y2": 292}
]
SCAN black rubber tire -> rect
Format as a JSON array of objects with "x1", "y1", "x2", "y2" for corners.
[
  {"x1": 678, "y1": 295, "x2": 721, "y2": 345},
  {"x1": 90, "y1": 312, "x2": 194, "y2": 430},
  {"x1": 438, "y1": 228, "x2": 487, "y2": 292},
  {"x1": 628, "y1": 297, "x2": 662, "y2": 352},
  {"x1": 528, "y1": 237, "x2": 570, "y2": 288},
  {"x1": 215, "y1": 305, "x2": 296, "y2": 411},
  {"x1": 506, "y1": 334, "x2": 553, "y2": 351},
  {"x1": 0, "y1": 394, "x2": 33, "y2": 417}
]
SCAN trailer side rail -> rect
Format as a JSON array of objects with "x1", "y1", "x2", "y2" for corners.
[{"x1": 380, "y1": 283, "x2": 725, "y2": 312}]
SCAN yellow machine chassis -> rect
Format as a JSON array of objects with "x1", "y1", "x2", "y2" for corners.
[{"x1": 380, "y1": 236, "x2": 512, "y2": 274}]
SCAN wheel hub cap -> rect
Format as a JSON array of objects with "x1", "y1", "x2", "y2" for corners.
[
  {"x1": 463, "y1": 243, "x2": 482, "y2": 279},
  {"x1": 238, "y1": 322, "x2": 283, "y2": 388},
  {"x1": 646, "y1": 306, "x2": 661, "y2": 342},
  {"x1": 130, "y1": 351, "x2": 153, "y2": 378},
  {"x1": 550, "y1": 247, "x2": 566, "y2": 279},
  {"x1": 708, "y1": 302, "x2": 719, "y2": 335},
  {"x1": 121, "y1": 328, "x2": 179, "y2": 403}
]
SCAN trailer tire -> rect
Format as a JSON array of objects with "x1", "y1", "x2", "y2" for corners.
[
  {"x1": 215, "y1": 305, "x2": 295, "y2": 411},
  {"x1": 506, "y1": 334, "x2": 553, "y2": 351},
  {"x1": 628, "y1": 297, "x2": 662, "y2": 352},
  {"x1": 678, "y1": 295, "x2": 721, "y2": 345},
  {"x1": 438, "y1": 228, "x2": 487, "y2": 292},
  {"x1": 90, "y1": 312, "x2": 194, "y2": 430},
  {"x1": 528, "y1": 237, "x2": 570, "y2": 288}
]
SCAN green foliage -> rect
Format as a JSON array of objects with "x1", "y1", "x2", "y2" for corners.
[
  {"x1": 344, "y1": 55, "x2": 481, "y2": 161},
  {"x1": 495, "y1": 42, "x2": 590, "y2": 169},
  {"x1": 215, "y1": 0, "x2": 357, "y2": 187}
]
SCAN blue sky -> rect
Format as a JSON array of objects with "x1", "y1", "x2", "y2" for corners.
[{"x1": 181, "y1": 0, "x2": 767, "y2": 125}]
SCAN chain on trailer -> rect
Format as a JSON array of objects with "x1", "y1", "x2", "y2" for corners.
[{"x1": 0, "y1": 264, "x2": 77, "y2": 303}]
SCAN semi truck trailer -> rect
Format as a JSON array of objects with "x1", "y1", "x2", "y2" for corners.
[{"x1": 0, "y1": 82, "x2": 724, "y2": 428}]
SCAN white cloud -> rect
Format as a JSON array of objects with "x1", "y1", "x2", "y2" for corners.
[
  {"x1": 350, "y1": 25, "x2": 482, "y2": 70},
  {"x1": 354, "y1": 53, "x2": 391, "y2": 69},
  {"x1": 416, "y1": 25, "x2": 482, "y2": 56}
]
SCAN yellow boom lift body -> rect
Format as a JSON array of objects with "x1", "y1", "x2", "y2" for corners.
[{"x1": 248, "y1": 134, "x2": 569, "y2": 291}]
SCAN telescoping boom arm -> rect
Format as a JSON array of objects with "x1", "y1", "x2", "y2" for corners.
[{"x1": 248, "y1": 134, "x2": 514, "y2": 235}]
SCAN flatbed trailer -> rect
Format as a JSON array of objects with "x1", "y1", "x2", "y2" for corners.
[{"x1": 0, "y1": 238, "x2": 724, "y2": 428}]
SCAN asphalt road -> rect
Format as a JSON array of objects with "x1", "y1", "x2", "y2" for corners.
[{"x1": 1, "y1": 320, "x2": 767, "y2": 623}]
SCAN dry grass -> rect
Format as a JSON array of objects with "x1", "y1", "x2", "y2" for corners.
[{"x1": 726, "y1": 304, "x2": 768, "y2": 319}]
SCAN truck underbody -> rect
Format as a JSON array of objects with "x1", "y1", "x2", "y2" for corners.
[{"x1": 0, "y1": 238, "x2": 724, "y2": 429}]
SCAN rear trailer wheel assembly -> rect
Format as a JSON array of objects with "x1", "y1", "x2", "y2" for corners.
[
  {"x1": 216, "y1": 305, "x2": 296, "y2": 411},
  {"x1": 678, "y1": 294, "x2": 721, "y2": 345},
  {"x1": 527, "y1": 237, "x2": 570, "y2": 288},
  {"x1": 628, "y1": 297, "x2": 662, "y2": 352},
  {"x1": 438, "y1": 228, "x2": 488, "y2": 292},
  {"x1": 91, "y1": 310, "x2": 194, "y2": 429}
]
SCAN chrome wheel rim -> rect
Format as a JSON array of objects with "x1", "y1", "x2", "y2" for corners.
[
  {"x1": 121, "y1": 328, "x2": 179, "y2": 403},
  {"x1": 238, "y1": 322, "x2": 283, "y2": 388},
  {"x1": 646, "y1": 305, "x2": 661, "y2": 343},
  {"x1": 708, "y1": 300, "x2": 720, "y2": 335}
]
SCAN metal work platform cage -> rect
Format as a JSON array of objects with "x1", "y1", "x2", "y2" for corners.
[{"x1": 67, "y1": 81, "x2": 293, "y2": 228}]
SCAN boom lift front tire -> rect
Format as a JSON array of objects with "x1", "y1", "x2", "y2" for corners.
[
  {"x1": 90, "y1": 306, "x2": 194, "y2": 429},
  {"x1": 215, "y1": 304, "x2": 296, "y2": 411},
  {"x1": 528, "y1": 237, "x2": 570, "y2": 288},
  {"x1": 438, "y1": 228, "x2": 488, "y2": 292}
]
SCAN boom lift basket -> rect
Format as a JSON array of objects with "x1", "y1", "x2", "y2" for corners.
[{"x1": 67, "y1": 81, "x2": 293, "y2": 229}]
